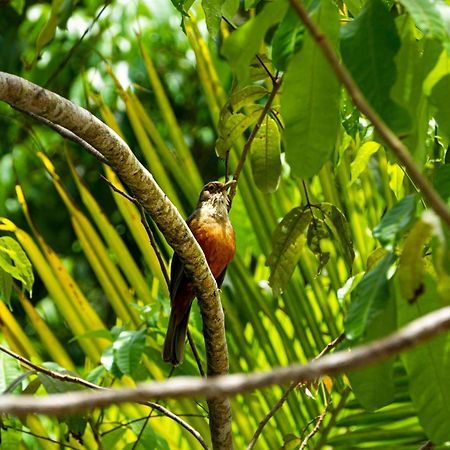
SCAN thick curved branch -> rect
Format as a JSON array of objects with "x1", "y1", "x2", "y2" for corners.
[
  {"x1": 0, "y1": 71, "x2": 231, "y2": 449},
  {"x1": 288, "y1": 0, "x2": 450, "y2": 228},
  {"x1": 0, "y1": 306, "x2": 449, "y2": 416}
]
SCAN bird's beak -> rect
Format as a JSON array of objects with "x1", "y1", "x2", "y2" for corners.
[{"x1": 222, "y1": 179, "x2": 236, "y2": 191}]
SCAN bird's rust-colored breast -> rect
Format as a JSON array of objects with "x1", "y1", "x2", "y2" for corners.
[{"x1": 188, "y1": 215, "x2": 235, "y2": 278}]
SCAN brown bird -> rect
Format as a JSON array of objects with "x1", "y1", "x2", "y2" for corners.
[{"x1": 163, "y1": 180, "x2": 236, "y2": 365}]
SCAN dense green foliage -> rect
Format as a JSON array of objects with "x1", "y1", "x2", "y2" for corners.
[{"x1": 2, "y1": 0, "x2": 450, "y2": 448}]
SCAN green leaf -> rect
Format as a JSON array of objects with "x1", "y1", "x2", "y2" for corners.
[
  {"x1": 0, "y1": 351, "x2": 22, "y2": 394},
  {"x1": 230, "y1": 85, "x2": 268, "y2": 113},
  {"x1": 340, "y1": 0, "x2": 410, "y2": 133},
  {"x1": 10, "y1": 0, "x2": 25, "y2": 14},
  {"x1": 430, "y1": 74, "x2": 450, "y2": 140},
  {"x1": 306, "y1": 218, "x2": 330, "y2": 274},
  {"x1": 0, "y1": 236, "x2": 34, "y2": 296},
  {"x1": 113, "y1": 329, "x2": 146, "y2": 375},
  {"x1": 434, "y1": 164, "x2": 450, "y2": 203},
  {"x1": 101, "y1": 346, "x2": 123, "y2": 378},
  {"x1": 222, "y1": 0, "x2": 288, "y2": 84},
  {"x1": 0, "y1": 269, "x2": 12, "y2": 308},
  {"x1": 127, "y1": 423, "x2": 170, "y2": 450},
  {"x1": 373, "y1": 195, "x2": 417, "y2": 249},
  {"x1": 216, "y1": 109, "x2": 261, "y2": 158},
  {"x1": 399, "y1": 0, "x2": 448, "y2": 41},
  {"x1": 86, "y1": 366, "x2": 106, "y2": 385},
  {"x1": 222, "y1": 0, "x2": 239, "y2": 19},
  {"x1": 348, "y1": 291, "x2": 396, "y2": 410},
  {"x1": 398, "y1": 219, "x2": 432, "y2": 301},
  {"x1": 320, "y1": 203, "x2": 355, "y2": 273},
  {"x1": 35, "y1": 0, "x2": 64, "y2": 58},
  {"x1": 350, "y1": 142, "x2": 381, "y2": 185},
  {"x1": 267, "y1": 208, "x2": 312, "y2": 295},
  {"x1": 397, "y1": 275, "x2": 450, "y2": 444},
  {"x1": 391, "y1": 20, "x2": 441, "y2": 163},
  {"x1": 202, "y1": 0, "x2": 224, "y2": 35},
  {"x1": 281, "y1": 0, "x2": 340, "y2": 178},
  {"x1": 0, "y1": 428, "x2": 21, "y2": 450},
  {"x1": 250, "y1": 116, "x2": 282, "y2": 193},
  {"x1": 345, "y1": 252, "x2": 396, "y2": 340},
  {"x1": 272, "y1": 9, "x2": 304, "y2": 71}
]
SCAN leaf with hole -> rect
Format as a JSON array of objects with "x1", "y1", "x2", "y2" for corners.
[{"x1": 321, "y1": 203, "x2": 355, "y2": 273}]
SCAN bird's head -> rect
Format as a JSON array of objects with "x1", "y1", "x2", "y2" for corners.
[{"x1": 197, "y1": 180, "x2": 236, "y2": 212}]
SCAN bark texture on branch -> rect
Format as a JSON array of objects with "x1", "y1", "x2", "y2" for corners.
[{"x1": 0, "y1": 71, "x2": 232, "y2": 450}]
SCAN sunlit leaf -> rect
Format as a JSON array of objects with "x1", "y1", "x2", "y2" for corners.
[
  {"x1": 268, "y1": 208, "x2": 312, "y2": 295},
  {"x1": 0, "y1": 351, "x2": 22, "y2": 394},
  {"x1": 350, "y1": 142, "x2": 380, "y2": 185},
  {"x1": 282, "y1": 0, "x2": 340, "y2": 178},
  {"x1": 398, "y1": 219, "x2": 432, "y2": 301},
  {"x1": 250, "y1": 116, "x2": 282, "y2": 193},
  {"x1": 399, "y1": 0, "x2": 448, "y2": 41},
  {"x1": 0, "y1": 236, "x2": 34, "y2": 297},
  {"x1": 345, "y1": 252, "x2": 396, "y2": 340}
]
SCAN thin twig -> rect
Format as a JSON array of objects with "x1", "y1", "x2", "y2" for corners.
[
  {"x1": 299, "y1": 401, "x2": 330, "y2": 450},
  {"x1": 44, "y1": 3, "x2": 110, "y2": 87},
  {"x1": 418, "y1": 441, "x2": 434, "y2": 450},
  {"x1": 288, "y1": 0, "x2": 450, "y2": 229},
  {"x1": 313, "y1": 387, "x2": 351, "y2": 449},
  {"x1": 187, "y1": 329, "x2": 206, "y2": 377},
  {"x1": 230, "y1": 77, "x2": 282, "y2": 203},
  {"x1": 101, "y1": 413, "x2": 208, "y2": 436},
  {"x1": 247, "y1": 334, "x2": 344, "y2": 450},
  {"x1": 0, "y1": 345, "x2": 209, "y2": 450},
  {"x1": 131, "y1": 411, "x2": 153, "y2": 450},
  {"x1": 15, "y1": 107, "x2": 111, "y2": 165}
]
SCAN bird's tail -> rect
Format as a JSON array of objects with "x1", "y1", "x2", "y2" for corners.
[{"x1": 163, "y1": 307, "x2": 191, "y2": 366}]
